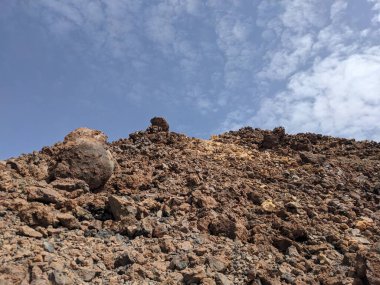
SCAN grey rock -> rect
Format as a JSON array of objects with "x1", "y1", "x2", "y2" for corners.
[
  {"x1": 170, "y1": 255, "x2": 189, "y2": 270},
  {"x1": 43, "y1": 241, "x2": 55, "y2": 253}
]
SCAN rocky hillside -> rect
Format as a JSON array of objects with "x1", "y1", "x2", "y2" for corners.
[{"x1": 0, "y1": 118, "x2": 379, "y2": 285}]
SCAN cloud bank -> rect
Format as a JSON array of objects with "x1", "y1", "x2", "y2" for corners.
[
  {"x1": 223, "y1": 0, "x2": 380, "y2": 141},
  {"x1": 252, "y1": 47, "x2": 380, "y2": 141}
]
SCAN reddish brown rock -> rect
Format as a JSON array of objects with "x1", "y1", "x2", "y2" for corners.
[
  {"x1": 19, "y1": 204, "x2": 56, "y2": 227},
  {"x1": 108, "y1": 195, "x2": 137, "y2": 221},
  {"x1": 56, "y1": 212, "x2": 80, "y2": 229},
  {"x1": 52, "y1": 128, "x2": 114, "y2": 190},
  {"x1": 26, "y1": 186, "x2": 66, "y2": 204},
  {"x1": 18, "y1": 225, "x2": 43, "y2": 238},
  {"x1": 1, "y1": 125, "x2": 380, "y2": 284},
  {"x1": 208, "y1": 217, "x2": 248, "y2": 241}
]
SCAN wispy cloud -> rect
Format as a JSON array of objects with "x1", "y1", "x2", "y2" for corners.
[
  {"x1": 257, "y1": 0, "x2": 328, "y2": 80},
  {"x1": 369, "y1": 0, "x2": 380, "y2": 24},
  {"x1": 18, "y1": 1, "x2": 260, "y2": 113},
  {"x1": 4, "y1": 0, "x2": 380, "y2": 141},
  {"x1": 22, "y1": 0, "x2": 220, "y2": 109}
]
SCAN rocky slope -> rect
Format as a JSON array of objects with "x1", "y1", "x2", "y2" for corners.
[{"x1": 0, "y1": 118, "x2": 379, "y2": 285}]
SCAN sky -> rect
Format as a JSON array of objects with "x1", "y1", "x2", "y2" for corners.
[{"x1": 1, "y1": 0, "x2": 380, "y2": 159}]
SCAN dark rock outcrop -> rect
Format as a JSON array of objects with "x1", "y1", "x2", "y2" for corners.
[{"x1": 148, "y1": 117, "x2": 169, "y2": 132}]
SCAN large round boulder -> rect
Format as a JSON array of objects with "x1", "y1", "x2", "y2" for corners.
[{"x1": 52, "y1": 128, "x2": 115, "y2": 190}]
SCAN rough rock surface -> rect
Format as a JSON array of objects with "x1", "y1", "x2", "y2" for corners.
[
  {"x1": 148, "y1": 117, "x2": 170, "y2": 132},
  {"x1": 52, "y1": 128, "x2": 115, "y2": 190},
  {"x1": 1, "y1": 123, "x2": 379, "y2": 284}
]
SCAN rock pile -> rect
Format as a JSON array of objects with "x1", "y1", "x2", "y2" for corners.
[{"x1": 0, "y1": 120, "x2": 379, "y2": 284}]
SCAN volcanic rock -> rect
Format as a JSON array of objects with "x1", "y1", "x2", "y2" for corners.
[
  {"x1": 215, "y1": 273, "x2": 233, "y2": 285},
  {"x1": 299, "y1": 151, "x2": 325, "y2": 165},
  {"x1": 207, "y1": 256, "x2": 228, "y2": 272},
  {"x1": 56, "y1": 212, "x2": 80, "y2": 229},
  {"x1": 1, "y1": 124, "x2": 380, "y2": 284},
  {"x1": 208, "y1": 216, "x2": 248, "y2": 241},
  {"x1": 18, "y1": 225, "x2": 43, "y2": 238},
  {"x1": 148, "y1": 116, "x2": 169, "y2": 132},
  {"x1": 26, "y1": 186, "x2": 66, "y2": 205},
  {"x1": 52, "y1": 128, "x2": 115, "y2": 190},
  {"x1": 19, "y1": 203, "x2": 56, "y2": 227},
  {"x1": 261, "y1": 133, "x2": 280, "y2": 149},
  {"x1": 108, "y1": 195, "x2": 137, "y2": 221},
  {"x1": 261, "y1": 199, "x2": 276, "y2": 212}
]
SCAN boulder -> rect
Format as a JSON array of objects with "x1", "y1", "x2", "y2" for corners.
[
  {"x1": 260, "y1": 127, "x2": 286, "y2": 149},
  {"x1": 273, "y1": 126, "x2": 286, "y2": 140},
  {"x1": 207, "y1": 256, "x2": 228, "y2": 272},
  {"x1": 182, "y1": 266, "x2": 207, "y2": 285},
  {"x1": 52, "y1": 128, "x2": 115, "y2": 190},
  {"x1": 148, "y1": 117, "x2": 169, "y2": 132},
  {"x1": 63, "y1": 127, "x2": 108, "y2": 144},
  {"x1": 290, "y1": 137, "x2": 312, "y2": 151}
]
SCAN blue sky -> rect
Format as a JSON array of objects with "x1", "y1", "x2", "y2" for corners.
[{"x1": 1, "y1": 0, "x2": 380, "y2": 159}]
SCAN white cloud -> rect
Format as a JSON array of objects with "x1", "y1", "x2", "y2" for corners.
[
  {"x1": 27, "y1": 0, "x2": 140, "y2": 58},
  {"x1": 257, "y1": 0, "x2": 329, "y2": 80},
  {"x1": 250, "y1": 47, "x2": 380, "y2": 141},
  {"x1": 330, "y1": 0, "x2": 348, "y2": 21},
  {"x1": 220, "y1": 1, "x2": 380, "y2": 141},
  {"x1": 279, "y1": 0, "x2": 327, "y2": 33},
  {"x1": 34, "y1": 0, "x2": 85, "y2": 33},
  {"x1": 259, "y1": 33, "x2": 314, "y2": 80}
]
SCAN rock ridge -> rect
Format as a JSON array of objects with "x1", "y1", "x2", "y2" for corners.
[{"x1": 0, "y1": 120, "x2": 379, "y2": 284}]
